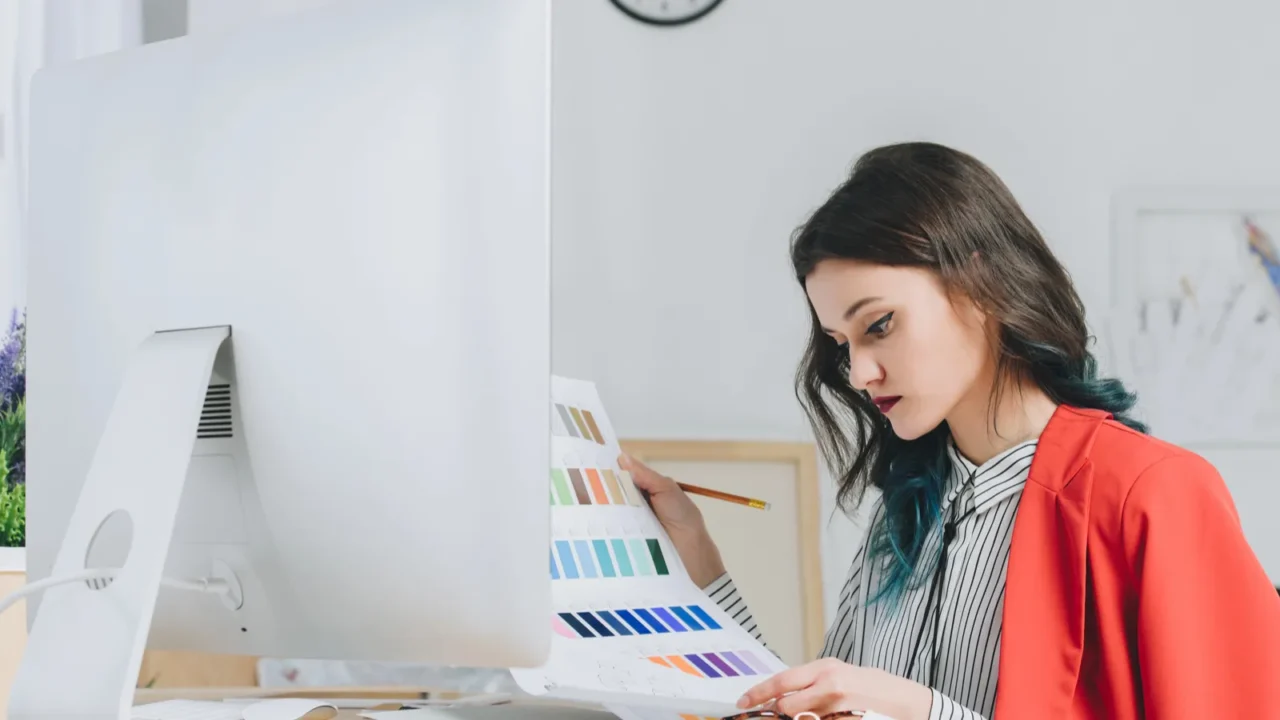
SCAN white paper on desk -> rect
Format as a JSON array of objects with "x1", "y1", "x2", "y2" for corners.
[
  {"x1": 358, "y1": 696, "x2": 517, "y2": 720},
  {"x1": 131, "y1": 700, "x2": 255, "y2": 720},
  {"x1": 509, "y1": 377, "x2": 786, "y2": 715},
  {"x1": 608, "y1": 704, "x2": 901, "y2": 720},
  {"x1": 363, "y1": 712, "x2": 439, "y2": 720}
]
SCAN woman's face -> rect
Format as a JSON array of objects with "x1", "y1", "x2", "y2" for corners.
[{"x1": 805, "y1": 258, "x2": 993, "y2": 440}]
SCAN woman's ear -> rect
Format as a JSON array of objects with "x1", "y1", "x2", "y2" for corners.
[
  {"x1": 949, "y1": 289, "x2": 988, "y2": 329},
  {"x1": 964, "y1": 251, "x2": 993, "y2": 327},
  {"x1": 970, "y1": 298, "x2": 993, "y2": 333}
]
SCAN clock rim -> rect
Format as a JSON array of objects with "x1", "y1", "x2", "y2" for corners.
[{"x1": 608, "y1": 0, "x2": 726, "y2": 27}]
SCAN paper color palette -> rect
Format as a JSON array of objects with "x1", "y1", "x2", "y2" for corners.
[
  {"x1": 550, "y1": 537, "x2": 670, "y2": 579},
  {"x1": 550, "y1": 467, "x2": 641, "y2": 506},
  {"x1": 551, "y1": 615, "x2": 579, "y2": 639},
  {"x1": 514, "y1": 376, "x2": 785, "y2": 718},
  {"x1": 554, "y1": 604, "x2": 723, "y2": 638},
  {"x1": 648, "y1": 650, "x2": 772, "y2": 678},
  {"x1": 553, "y1": 402, "x2": 606, "y2": 444}
]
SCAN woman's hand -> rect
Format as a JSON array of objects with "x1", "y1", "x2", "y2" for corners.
[
  {"x1": 618, "y1": 453, "x2": 726, "y2": 587},
  {"x1": 737, "y1": 658, "x2": 933, "y2": 720}
]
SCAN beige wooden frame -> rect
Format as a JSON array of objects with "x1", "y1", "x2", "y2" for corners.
[{"x1": 618, "y1": 439, "x2": 825, "y2": 660}]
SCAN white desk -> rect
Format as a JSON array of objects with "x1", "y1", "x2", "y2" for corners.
[{"x1": 130, "y1": 688, "x2": 619, "y2": 720}]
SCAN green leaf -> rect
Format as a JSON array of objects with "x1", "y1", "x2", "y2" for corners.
[
  {"x1": 0, "y1": 387, "x2": 25, "y2": 547},
  {"x1": 0, "y1": 475, "x2": 24, "y2": 548},
  {"x1": 0, "y1": 399, "x2": 22, "y2": 471}
]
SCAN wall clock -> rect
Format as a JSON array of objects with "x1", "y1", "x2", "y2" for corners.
[{"x1": 609, "y1": 0, "x2": 725, "y2": 27}]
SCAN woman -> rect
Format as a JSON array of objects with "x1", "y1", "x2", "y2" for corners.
[{"x1": 620, "y1": 142, "x2": 1280, "y2": 719}]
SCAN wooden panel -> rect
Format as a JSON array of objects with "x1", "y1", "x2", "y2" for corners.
[
  {"x1": 0, "y1": 572, "x2": 27, "y2": 720},
  {"x1": 138, "y1": 650, "x2": 260, "y2": 688},
  {"x1": 619, "y1": 440, "x2": 823, "y2": 665},
  {"x1": 134, "y1": 687, "x2": 430, "y2": 703}
]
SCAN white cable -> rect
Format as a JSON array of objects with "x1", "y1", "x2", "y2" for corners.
[{"x1": 0, "y1": 568, "x2": 231, "y2": 617}]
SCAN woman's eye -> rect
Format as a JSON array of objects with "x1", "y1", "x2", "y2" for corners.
[{"x1": 866, "y1": 311, "x2": 894, "y2": 336}]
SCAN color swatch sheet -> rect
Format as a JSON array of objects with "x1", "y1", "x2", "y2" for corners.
[{"x1": 509, "y1": 376, "x2": 787, "y2": 716}]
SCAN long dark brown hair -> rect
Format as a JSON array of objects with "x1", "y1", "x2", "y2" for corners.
[{"x1": 791, "y1": 142, "x2": 1144, "y2": 603}]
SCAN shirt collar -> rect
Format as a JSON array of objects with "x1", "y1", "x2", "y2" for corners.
[{"x1": 944, "y1": 437, "x2": 1039, "y2": 515}]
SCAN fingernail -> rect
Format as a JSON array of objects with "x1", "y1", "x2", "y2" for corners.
[{"x1": 737, "y1": 696, "x2": 749, "y2": 708}]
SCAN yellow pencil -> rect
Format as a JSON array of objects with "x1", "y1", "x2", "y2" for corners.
[{"x1": 677, "y1": 482, "x2": 771, "y2": 510}]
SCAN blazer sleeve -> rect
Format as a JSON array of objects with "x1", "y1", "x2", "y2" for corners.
[{"x1": 1122, "y1": 453, "x2": 1280, "y2": 718}]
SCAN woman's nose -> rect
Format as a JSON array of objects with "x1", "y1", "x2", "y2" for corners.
[{"x1": 847, "y1": 346, "x2": 883, "y2": 391}]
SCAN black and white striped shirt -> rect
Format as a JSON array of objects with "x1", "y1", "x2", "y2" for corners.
[{"x1": 705, "y1": 438, "x2": 1038, "y2": 720}]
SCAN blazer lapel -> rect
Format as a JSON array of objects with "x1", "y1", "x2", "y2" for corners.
[{"x1": 993, "y1": 406, "x2": 1108, "y2": 717}]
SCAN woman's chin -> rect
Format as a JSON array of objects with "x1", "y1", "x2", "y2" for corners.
[
  {"x1": 886, "y1": 408, "x2": 940, "y2": 441},
  {"x1": 890, "y1": 425, "x2": 928, "y2": 441}
]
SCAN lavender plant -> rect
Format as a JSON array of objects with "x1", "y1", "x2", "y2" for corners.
[{"x1": 0, "y1": 309, "x2": 26, "y2": 547}]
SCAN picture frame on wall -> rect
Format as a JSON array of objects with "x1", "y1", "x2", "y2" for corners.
[
  {"x1": 617, "y1": 439, "x2": 824, "y2": 666},
  {"x1": 1107, "y1": 188, "x2": 1280, "y2": 448}
]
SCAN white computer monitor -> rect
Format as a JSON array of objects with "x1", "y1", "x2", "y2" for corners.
[{"x1": 17, "y1": 0, "x2": 550, "y2": 715}]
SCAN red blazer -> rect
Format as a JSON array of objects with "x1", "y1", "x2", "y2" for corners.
[{"x1": 994, "y1": 405, "x2": 1280, "y2": 718}]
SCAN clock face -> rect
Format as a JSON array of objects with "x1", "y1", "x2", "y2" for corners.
[{"x1": 609, "y1": 0, "x2": 725, "y2": 26}]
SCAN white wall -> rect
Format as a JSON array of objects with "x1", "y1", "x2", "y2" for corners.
[
  {"x1": 188, "y1": 0, "x2": 342, "y2": 36},
  {"x1": 1, "y1": 0, "x2": 144, "y2": 320},
  {"x1": 549, "y1": 0, "x2": 1280, "y2": 610},
  {"x1": 184, "y1": 0, "x2": 1280, "y2": 617},
  {"x1": 0, "y1": 0, "x2": 23, "y2": 319}
]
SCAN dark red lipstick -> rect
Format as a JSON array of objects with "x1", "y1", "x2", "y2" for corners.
[{"x1": 872, "y1": 396, "x2": 901, "y2": 414}]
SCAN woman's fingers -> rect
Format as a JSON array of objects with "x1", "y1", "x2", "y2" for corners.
[
  {"x1": 743, "y1": 662, "x2": 930, "y2": 720},
  {"x1": 773, "y1": 683, "x2": 843, "y2": 718},
  {"x1": 619, "y1": 453, "x2": 676, "y2": 493},
  {"x1": 738, "y1": 659, "x2": 837, "y2": 708}
]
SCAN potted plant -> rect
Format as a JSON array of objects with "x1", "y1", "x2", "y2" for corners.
[{"x1": 0, "y1": 309, "x2": 25, "y2": 572}]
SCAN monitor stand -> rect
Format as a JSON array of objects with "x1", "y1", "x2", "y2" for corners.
[{"x1": 10, "y1": 326, "x2": 237, "y2": 720}]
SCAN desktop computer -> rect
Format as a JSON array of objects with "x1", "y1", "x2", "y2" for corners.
[{"x1": 13, "y1": 1, "x2": 551, "y2": 718}]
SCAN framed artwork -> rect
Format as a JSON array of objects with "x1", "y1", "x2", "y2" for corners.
[
  {"x1": 1108, "y1": 188, "x2": 1280, "y2": 446},
  {"x1": 618, "y1": 439, "x2": 824, "y2": 665}
]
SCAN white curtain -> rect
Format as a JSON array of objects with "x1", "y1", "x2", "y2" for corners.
[{"x1": 0, "y1": 0, "x2": 143, "y2": 316}]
